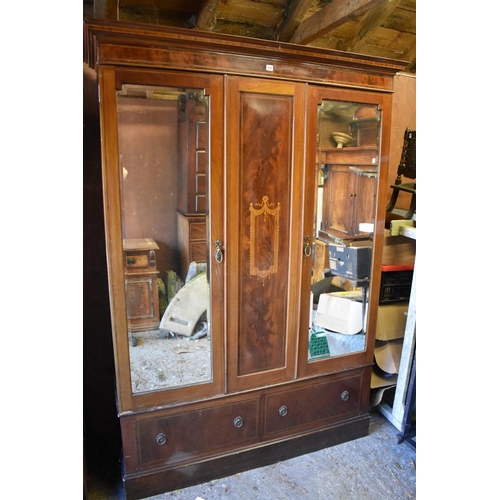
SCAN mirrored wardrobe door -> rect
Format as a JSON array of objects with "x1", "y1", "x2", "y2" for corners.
[
  {"x1": 298, "y1": 85, "x2": 391, "y2": 378},
  {"x1": 99, "y1": 68, "x2": 224, "y2": 410}
]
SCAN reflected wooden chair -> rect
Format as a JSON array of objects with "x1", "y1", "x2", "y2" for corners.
[{"x1": 386, "y1": 128, "x2": 416, "y2": 220}]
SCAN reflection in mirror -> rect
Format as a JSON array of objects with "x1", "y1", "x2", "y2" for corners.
[
  {"x1": 308, "y1": 99, "x2": 381, "y2": 362},
  {"x1": 116, "y1": 84, "x2": 212, "y2": 393}
]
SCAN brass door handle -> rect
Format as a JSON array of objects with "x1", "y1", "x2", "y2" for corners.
[
  {"x1": 215, "y1": 240, "x2": 224, "y2": 263},
  {"x1": 304, "y1": 236, "x2": 312, "y2": 257}
]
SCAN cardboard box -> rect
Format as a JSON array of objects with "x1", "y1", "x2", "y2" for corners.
[
  {"x1": 374, "y1": 339, "x2": 403, "y2": 374},
  {"x1": 376, "y1": 303, "x2": 408, "y2": 340},
  {"x1": 370, "y1": 370, "x2": 398, "y2": 389},
  {"x1": 329, "y1": 242, "x2": 372, "y2": 279},
  {"x1": 312, "y1": 239, "x2": 330, "y2": 282},
  {"x1": 382, "y1": 229, "x2": 416, "y2": 266},
  {"x1": 370, "y1": 339, "x2": 403, "y2": 402},
  {"x1": 370, "y1": 372, "x2": 398, "y2": 404},
  {"x1": 316, "y1": 291, "x2": 364, "y2": 335}
]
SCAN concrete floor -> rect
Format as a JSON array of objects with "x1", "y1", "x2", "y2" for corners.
[{"x1": 85, "y1": 410, "x2": 416, "y2": 500}]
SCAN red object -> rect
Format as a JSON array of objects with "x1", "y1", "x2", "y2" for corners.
[{"x1": 381, "y1": 264, "x2": 414, "y2": 272}]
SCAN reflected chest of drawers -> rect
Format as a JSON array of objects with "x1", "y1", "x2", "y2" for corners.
[{"x1": 124, "y1": 238, "x2": 160, "y2": 332}]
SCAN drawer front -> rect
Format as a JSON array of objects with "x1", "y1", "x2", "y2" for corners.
[
  {"x1": 263, "y1": 375, "x2": 362, "y2": 438},
  {"x1": 125, "y1": 254, "x2": 149, "y2": 269},
  {"x1": 191, "y1": 241, "x2": 207, "y2": 262},
  {"x1": 136, "y1": 398, "x2": 259, "y2": 468},
  {"x1": 190, "y1": 221, "x2": 207, "y2": 240},
  {"x1": 125, "y1": 250, "x2": 157, "y2": 272}
]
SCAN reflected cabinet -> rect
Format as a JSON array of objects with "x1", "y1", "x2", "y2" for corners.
[{"x1": 84, "y1": 19, "x2": 406, "y2": 499}]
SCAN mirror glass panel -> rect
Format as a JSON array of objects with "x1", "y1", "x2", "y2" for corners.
[
  {"x1": 116, "y1": 84, "x2": 212, "y2": 393},
  {"x1": 308, "y1": 99, "x2": 381, "y2": 362}
]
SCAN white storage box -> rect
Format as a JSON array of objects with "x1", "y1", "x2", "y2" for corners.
[{"x1": 315, "y1": 291, "x2": 364, "y2": 335}]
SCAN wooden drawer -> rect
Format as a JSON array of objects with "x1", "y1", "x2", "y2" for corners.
[
  {"x1": 134, "y1": 398, "x2": 260, "y2": 469},
  {"x1": 123, "y1": 238, "x2": 160, "y2": 331},
  {"x1": 262, "y1": 374, "x2": 362, "y2": 439},
  {"x1": 177, "y1": 213, "x2": 207, "y2": 278},
  {"x1": 191, "y1": 241, "x2": 207, "y2": 262},
  {"x1": 190, "y1": 220, "x2": 207, "y2": 262},
  {"x1": 123, "y1": 238, "x2": 159, "y2": 272},
  {"x1": 190, "y1": 220, "x2": 206, "y2": 240},
  {"x1": 125, "y1": 253, "x2": 150, "y2": 269}
]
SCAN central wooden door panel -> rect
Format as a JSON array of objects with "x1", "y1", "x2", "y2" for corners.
[
  {"x1": 239, "y1": 92, "x2": 291, "y2": 375},
  {"x1": 226, "y1": 76, "x2": 306, "y2": 393}
]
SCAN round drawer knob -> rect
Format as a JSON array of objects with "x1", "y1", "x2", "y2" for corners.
[
  {"x1": 233, "y1": 416, "x2": 244, "y2": 428},
  {"x1": 278, "y1": 405, "x2": 288, "y2": 417},
  {"x1": 341, "y1": 390, "x2": 350, "y2": 401},
  {"x1": 156, "y1": 433, "x2": 167, "y2": 446}
]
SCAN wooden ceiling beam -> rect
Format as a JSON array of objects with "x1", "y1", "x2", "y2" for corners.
[
  {"x1": 273, "y1": 0, "x2": 312, "y2": 42},
  {"x1": 344, "y1": 0, "x2": 403, "y2": 52},
  {"x1": 216, "y1": 0, "x2": 284, "y2": 28},
  {"x1": 289, "y1": 0, "x2": 386, "y2": 45},
  {"x1": 196, "y1": 0, "x2": 220, "y2": 31},
  {"x1": 93, "y1": 0, "x2": 118, "y2": 19},
  {"x1": 401, "y1": 38, "x2": 416, "y2": 71}
]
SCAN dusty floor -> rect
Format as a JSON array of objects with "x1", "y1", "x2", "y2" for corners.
[
  {"x1": 85, "y1": 411, "x2": 416, "y2": 500},
  {"x1": 128, "y1": 313, "x2": 365, "y2": 395},
  {"x1": 129, "y1": 329, "x2": 211, "y2": 393}
]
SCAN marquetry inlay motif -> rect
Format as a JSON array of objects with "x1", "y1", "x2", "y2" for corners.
[{"x1": 249, "y1": 196, "x2": 280, "y2": 279}]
